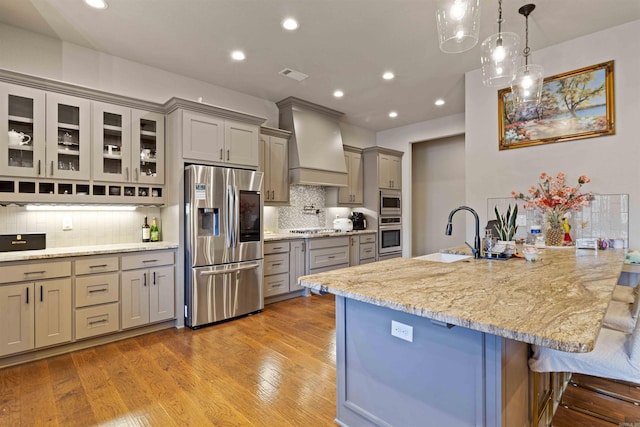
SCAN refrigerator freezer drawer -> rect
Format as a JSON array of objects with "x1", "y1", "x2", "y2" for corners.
[{"x1": 187, "y1": 260, "x2": 263, "y2": 328}]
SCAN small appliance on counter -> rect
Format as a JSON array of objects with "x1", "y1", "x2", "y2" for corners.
[
  {"x1": 333, "y1": 217, "x2": 353, "y2": 232},
  {"x1": 350, "y1": 212, "x2": 367, "y2": 230},
  {"x1": 0, "y1": 233, "x2": 46, "y2": 252}
]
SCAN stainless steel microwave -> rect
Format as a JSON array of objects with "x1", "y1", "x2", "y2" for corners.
[{"x1": 380, "y1": 190, "x2": 401, "y2": 216}]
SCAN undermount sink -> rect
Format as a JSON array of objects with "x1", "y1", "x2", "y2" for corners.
[{"x1": 414, "y1": 252, "x2": 472, "y2": 263}]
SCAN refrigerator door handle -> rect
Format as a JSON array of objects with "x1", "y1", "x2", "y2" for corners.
[
  {"x1": 198, "y1": 263, "x2": 260, "y2": 276},
  {"x1": 232, "y1": 185, "x2": 238, "y2": 247},
  {"x1": 226, "y1": 186, "x2": 233, "y2": 248}
]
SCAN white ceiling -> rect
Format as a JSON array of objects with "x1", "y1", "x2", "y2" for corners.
[{"x1": 1, "y1": 0, "x2": 639, "y2": 131}]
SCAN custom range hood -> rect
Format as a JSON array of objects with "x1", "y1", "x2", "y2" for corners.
[{"x1": 276, "y1": 97, "x2": 347, "y2": 187}]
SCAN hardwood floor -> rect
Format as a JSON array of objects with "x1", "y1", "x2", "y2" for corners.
[
  {"x1": 2, "y1": 292, "x2": 639, "y2": 427},
  {"x1": 0, "y1": 294, "x2": 337, "y2": 427}
]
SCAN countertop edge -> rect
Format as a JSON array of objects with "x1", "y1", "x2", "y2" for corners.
[
  {"x1": 0, "y1": 242, "x2": 179, "y2": 262},
  {"x1": 300, "y1": 279, "x2": 595, "y2": 353},
  {"x1": 264, "y1": 230, "x2": 377, "y2": 241}
]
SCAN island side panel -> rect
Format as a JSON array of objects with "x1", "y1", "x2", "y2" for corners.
[{"x1": 335, "y1": 295, "x2": 510, "y2": 427}]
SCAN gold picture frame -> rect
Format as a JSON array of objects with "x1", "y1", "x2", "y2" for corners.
[{"x1": 498, "y1": 61, "x2": 615, "y2": 150}]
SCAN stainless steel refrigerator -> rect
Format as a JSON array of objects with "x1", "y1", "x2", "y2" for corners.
[{"x1": 184, "y1": 164, "x2": 264, "y2": 328}]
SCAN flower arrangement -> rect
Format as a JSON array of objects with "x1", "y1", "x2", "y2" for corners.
[{"x1": 512, "y1": 172, "x2": 591, "y2": 225}]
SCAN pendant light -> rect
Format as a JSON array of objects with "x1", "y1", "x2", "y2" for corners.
[
  {"x1": 435, "y1": 0, "x2": 481, "y2": 53},
  {"x1": 480, "y1": 0, "x2": 520, "y2": 87},
  {"x1": 510, "y1": 4, "x2": 544, "y2": 108}
]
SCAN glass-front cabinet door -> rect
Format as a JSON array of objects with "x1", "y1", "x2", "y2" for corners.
[
  {"x1": 0, "y1": 83, "x2": 46, "y2": 178},
  {"x1": 132, "y1": 109, "x2": 164, "y2": 185},
  {"x1": 45, "y1": 93, "x2": 91, "y2": 180},
  {"x1": 92, "y1": 102, "x2": 131, "y2": 182}
]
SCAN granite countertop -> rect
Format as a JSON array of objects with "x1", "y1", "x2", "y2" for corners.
[
  {"x1": 264, "y1": 229, "x2": 377, "y2": 241},
  {"x1": 0, "y1": 242, "x2": 179, "y2": 262},
  {"x1": 299, "y1": 248, "x2": 626, "y2": 353}
]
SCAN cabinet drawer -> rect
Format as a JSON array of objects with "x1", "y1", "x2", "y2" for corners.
[
  {"x1": 75, "y1": 303, "x2": 119, "y2": 340},
  {"x1": 309, "y1": 246, "x2": 349, "y2": 270},
  {"x1": 75, "y1": 256, "x2": 119, "y2": 276},
  {"x1": 360, "y1": 234, "x2": 376, "y2": 244},
  {"x1": 264, "y1": 273, "x2": 289, "y2": 297},
  {"x1": 0, "y1": 260, "x2": 71, "y2": 284},
  {"x1": 359, "y1": 242, "x2": 376, "y2": 260},
  {"x1": 264, "y1": 253, "x2": 289, "y2": 276},
  {"x1": 121, "y1": 250, "x2": 174, "y2": 271},
  {"x1": 265, "y1": 241, "x2": 290, "y2": 255},
  {"x1": 75, "y1": 273, "x2": 119, "y2": 308}
]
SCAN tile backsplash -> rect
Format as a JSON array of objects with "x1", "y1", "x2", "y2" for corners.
[
  {"x1": 488, "y1": 194, "x2": 629, "y2": 244},
  {"x1": 0, "y1": 206, "x2": 161, "y2": 248}
]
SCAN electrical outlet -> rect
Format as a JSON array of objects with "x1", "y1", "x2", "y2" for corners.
[
  {"x1": 516, "y1": 214, "x2": 527, "y2": 227},
  {"x1": 62, "y1": 216, "x2": 73, "y2": 230},
  {"x1": 391, "y1": 320, "x2": 413, "y2": 342}
]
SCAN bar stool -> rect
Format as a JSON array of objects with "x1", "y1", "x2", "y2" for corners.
[{"x1": 529, "y1": 318, "x2": 640, "y2": 384}]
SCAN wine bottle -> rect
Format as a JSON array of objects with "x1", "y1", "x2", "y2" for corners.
[
  {"x1": 142, "y1": 216, "x2": 151, "y2": 242},
  {"x1": 150, "y1": 217, "x2": 159, "y2": 242}
]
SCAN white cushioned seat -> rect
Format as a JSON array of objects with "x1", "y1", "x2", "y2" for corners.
[
  {"x1": 603, "y1": 287, "x2": 640, "y2": 333},
  {"x1": 613, "y1": 285, "x2": 636, "y2": 303},
  {"x1": 529, "y1": 319, "x2": 640, "y2": 384}
]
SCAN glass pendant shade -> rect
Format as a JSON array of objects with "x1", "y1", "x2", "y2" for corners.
[
  {"x1": 480, "y1": 32, "x2": 520, "y2": 87},
  {"x1": 435, "y1": 0, "x2": 481, "y2": 53},
  {"x1": 511, "y1": 64, "x2": 544, "y2": 107}
]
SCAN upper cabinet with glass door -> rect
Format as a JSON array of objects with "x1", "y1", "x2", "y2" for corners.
[
  {"x1": 45, "y1": 93, "x2": 91, "y2": 180},
  {"x1": 0, "y1": 83, "x2": 46, "y2": 179},
  {"x1": 92, "y1": 102, "x2": 132, "y2": 182},
  {"x1": 132, "y1": 109, "x2": 164, "y2": 185}
]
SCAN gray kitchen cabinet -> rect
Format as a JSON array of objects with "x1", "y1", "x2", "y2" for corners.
[
  {"x1": 349, "y1": 233, "x2": 377, "y2": 266},
  {"x1": 0, "y1": 260, "x2": 72, "y2": 357},
  {"x1": 74, "y1": 255, "x2": 120, "y2": 340},
  {"x1": 363, "y1": 147, "x2": 403, "y2": 191},
  {"x1": 379, "y1": 152, "x2": 401, "y2": 189},
  {"x1": 260, "y1": 127, "x2": 290, "y2": 204},
  {"x1": 92, "y1": 103, "x2": 165, "y2": 186},
  {"x1": 289, "y1": 239, "x2": 306, "y2": 292},
  {"x1": 121, "y1": 251, "x2": 175, "y2": 329},
  {"x1": 307, "y1": 236, "x2": 350, "y2": 274},
  {"x1": 35, "y1": 278, "x2": 73, "y2": 348},
  {"x1": 263, "y1": 239, "x2": 307, "y2": 303},
  {"x1": 0, "y1": 283, "x2": 34, "y2": 357},
  {"x1": 339, "y1": 147, "x2": 364, "y2": 204},
  {"x1": 182, "y1": 110, "x2": 259, "y2": 167}
]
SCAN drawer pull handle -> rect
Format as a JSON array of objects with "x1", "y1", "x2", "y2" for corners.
[
  {"x1": 328, "y1": 256, "x2": 335, "y2": 259},
  {"x1": 271, "y1": 263, "x2": 281, "y2": 267},
  {"x1": 272, "y1": 247, "x2": 283, "y2": 250},
  {"x1": 24, "y1": 270, "x2": 46, "y2": 275},
  {"x1": 142, "y1": 259, "x2": 158, "y2": 263},
  {"x1": 89, "y1": 318, "x2": 108, "y2": 326},
  {"x1": 89, "y1": 264, "x2": 108, "y2": 268},
  {"x1": 430, "y1": 319, "x2": 455, "y2": 329},
  {"x1": 89, "y1": 288, "x2": 108, "y2": 293},
  {"x1": 273, "y1": 283, "x2": 283, "y2": 287}
]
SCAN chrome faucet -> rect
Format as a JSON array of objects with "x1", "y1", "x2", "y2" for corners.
[{"x1": 445, "y1": 206, "x2": 481, "y2": 259}]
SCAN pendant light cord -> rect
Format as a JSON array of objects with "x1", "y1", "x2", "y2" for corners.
[
  {"x1": 523, "y1": 11, "x2": 530, "y2": 66},
  {"x1": 497, "y1": 0, "x2": 503, "y2": 33}
]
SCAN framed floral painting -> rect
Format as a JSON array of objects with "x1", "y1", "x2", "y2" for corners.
[{"x1": 498, "y1": 61, "x2": 615, "y2": 150}]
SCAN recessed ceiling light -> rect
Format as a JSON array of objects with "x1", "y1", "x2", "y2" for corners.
[
  {"x1": 282, "y1": 18, "x2": 299, "y2": 31},
  {"x1": 231, "y1": 50, "x2": 246, "y2": 61},
  {"x1": 382, "y1": 71, "x2": 395, "y2": 80},
  {"x1": 84, "y1": 0, "x2": 108, "y2": 9},
  {"x1": 435, "y1": 99, "x2": 445, "y2": 106},
  {"x1": 333, "y1": 90, "x2": 344, "y2": 98},
  {"x1": 389, "y1": 111, "x2": 398, "y2": 118}
]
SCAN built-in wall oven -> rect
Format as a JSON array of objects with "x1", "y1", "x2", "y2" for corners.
[
  {"x1": 379, "y1": 216, "x2": 402, "y2": 255},
  {"x1": 380, "y1": 190, "x2": 401, "y2": 216}
]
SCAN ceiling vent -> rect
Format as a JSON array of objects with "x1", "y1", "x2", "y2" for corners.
[{"x1": 278, "y1": 68, "x2": 309, "y2": 82}]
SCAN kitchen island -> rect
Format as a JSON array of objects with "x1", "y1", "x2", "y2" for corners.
[{"x1": 299, "y1": 248, "x2": 625, "y2": 427}]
